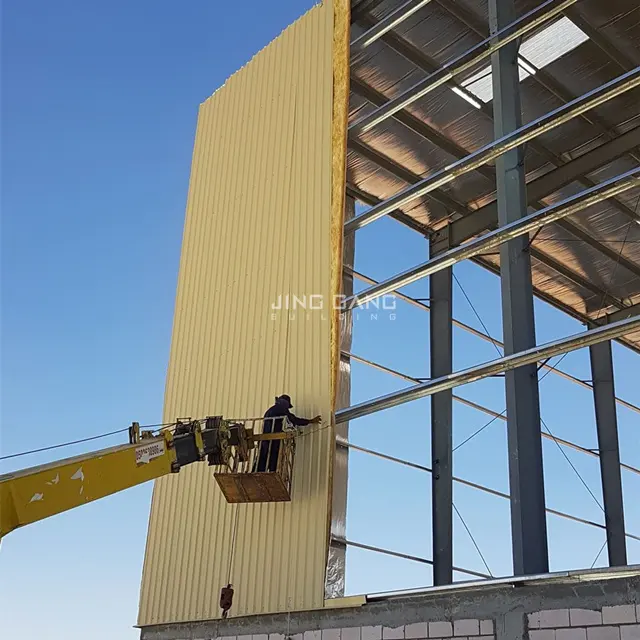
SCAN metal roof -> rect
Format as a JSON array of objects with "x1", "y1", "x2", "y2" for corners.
[{"x1": 347, "y1": 0, "x2": 640, "y2": 352}]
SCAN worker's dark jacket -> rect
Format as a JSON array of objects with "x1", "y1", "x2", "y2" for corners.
[{"x1": 256, "y1": 402, "x2": 311, "y2": 472}]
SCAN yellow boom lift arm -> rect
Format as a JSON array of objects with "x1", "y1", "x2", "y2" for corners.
[{"x1": 0, "y1": 417, "x2": 290, "y2": 540}]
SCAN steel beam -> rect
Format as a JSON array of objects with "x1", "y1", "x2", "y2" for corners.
[
  {"x1": 350, "y1": 75, "x2": 496, "y2": 184},
  {"x1": 429, "y1": 236, "x2": 453, "y2": 585},
  {"x1": 490, "y1": 0, "x2": 547, "y2": 576},
  {"x1": 433, "y1": 126, "x2": 640, "y2": 248},
  {"x1": 351, "y1": 10, "x2": 640, "y2": 229},
  {"x1": 350, "y1": 10, "x2": 574, "y2": 178},
  {"x1": 335, "y1": 315, "x2": 640, "y2": 423},
  {"x1": 345, "y1": 183, "x2": 429, "y2": 235},
  {"x1": 346, "y1": 267, "x2": 640, "y2": 415},
  {"x1": 602, "y1": 302, "x2": 640, "y2": 325},
  {"x1": 349, "y1": 0, "x2": 579, "y2": 135},
  {"x1": 349, "y1": 138, "x2": 470, "y2": 218},
  {"x1": 565, "y1": 7, "x2": 635, "y2": 73},
  {"x1": 351, "y1": 0, "x2": 387, "y2": 23},
  {"x1": 350, "y1": 0, "x2": 434, "y2": 60},
  {"x1": 589, "y1": 341, "x2": 627, "y2": 566},
  {"x1": 435, "y1": 0, "x2": 640, "y2": 163},
  {"x1": 343, "y1": 349, "x2": 640, "y2": 477},
  {"x1": 345, "y1": 68, "x2": 640, "y2": 233},
  {"x1": 348, "y1": 134, "x2": 633, "y2": 310},
  {"x1": 344, "y1": 170, "x2": 640, "y2": 309}
]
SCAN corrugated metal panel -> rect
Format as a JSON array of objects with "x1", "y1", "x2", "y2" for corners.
[{"x1": 138, "y1": 0, "x2": 347, "y2": 624}]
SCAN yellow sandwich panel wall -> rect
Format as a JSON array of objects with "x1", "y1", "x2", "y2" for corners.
[{"x1": 138, "y1": 0, "x2": 349, "y2": 625}]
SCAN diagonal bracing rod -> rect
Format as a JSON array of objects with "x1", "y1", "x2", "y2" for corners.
[
  {"x1": 345, "y1": 68, "x2": 640, "y2": 233},
  {"x1": 335, "y1": 315, "x2": 640, "y2": 423},
  {"x1": 344, "y1": 169, "x2": 640, "y2": 308}
]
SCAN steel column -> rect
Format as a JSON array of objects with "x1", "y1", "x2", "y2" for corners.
[
  {"x1": 489, "y1": 0, "x2": 548, "y2": 577},
  {"x1": 429, "y1": 236, "x2": 453, "y2": 585},
  {"x1": 588, "y1": 340, "x2": 628, "y2": 566}
]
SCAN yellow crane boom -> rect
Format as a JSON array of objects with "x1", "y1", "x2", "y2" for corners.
[
  {"x1": 0, "y1": 432, "x2": 173, "y2": 539},
  {"x1": 0, "y1": 417, "x2": 295, "y2": 539}
]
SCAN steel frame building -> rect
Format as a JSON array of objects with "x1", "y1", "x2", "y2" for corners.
[{"x1": 330, "y1": 0, "x2": 640, "y2": 591}]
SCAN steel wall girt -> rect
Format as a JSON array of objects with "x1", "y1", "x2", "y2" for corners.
[
  {"x1": 350, "y1": 75, "x2": 496, "y2": 184},
  {"x1": 349, "y1": 138, "x2": 470, "y2": 218},
  {"x1": 344, "y1": 186, "x2": 640, "y2": 355},
  {"x1": 331, "y1": 537, "x2": 491, "y2": 578},
  {"x1": 345, "y1": 268, "x2": 640, "y2": 411},
  {"x1": 335, "y1": 314, "x2": 640, "y2": 423},
  {"x1": 345, "y1": 183, "x2": 430, "y2": 234},
  {"x1": 342, "y1": 348, "x2": 640, "y2": 476},
  {"x1": 348, "y1": 124, "x2": 637, "y2": 305},
  {"x1": 350, "y1": 0, "x2": 434, "y2": 60},
  {"x1": 344, "y1": 169, "x2": 639, "y2": 309},
  {"x1": 432, "y1": 127, "x2": 640, "y2": 250},
  {"x1": 435, "y1": 0, "x2": 640, "y2": 163},
  {"x1": 349, "y1": 0, "x2": 580, "y2": 135},
  {"x1": 350, "y1": 7, "x2": 640, "y2": 226},
  {"x1": 345, "y1": 68, "x2": 640, "y2": 234},
  {"x1": 337, "y1": 437, "x2": 640, "y2": 543}
]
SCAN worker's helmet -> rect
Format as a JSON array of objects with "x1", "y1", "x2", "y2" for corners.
[{"x1": 276, "y1": 394, "x2": 293, "y2": 408}]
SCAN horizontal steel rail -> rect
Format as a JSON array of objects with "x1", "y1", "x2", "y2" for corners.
[
  {"x1": 349, "y1": 0, "x2": 580, "y2": 135},
  {"x1": 345, "y1": 69, "x2": 640, "y2": 233},
  {"x1": 332, "y1": 536, "x2": 491, "y2": 579},
  {"x1": 337, "y1": 439, "x2": 640, "y2": 543},
  {"x1": 335, "y1": 315, "x2": 640, "y2": 422},
  {"x1": 344, "y1": 169, "x2": 640, "y2": 307},
  {"x1": 342, "y1": 350, "x2": 640, "y2": 477},
  {"x1": 350, "y1": 0, "x2": 434, "y2": 59},
  {"x1": 346, "y1": 267, "x2": 640, "y2": 417}
]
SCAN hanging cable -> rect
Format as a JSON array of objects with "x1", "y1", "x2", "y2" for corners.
[
  {"x1": 226, "y1": 504, "x2": 241, "y2": 585},
  {"x1": 453, "y1": 501, "x2": 493, "y2": 577},
  {"x1": 541, "y1": 418, "x2": 604, "y2": 512},
  {"x1": 0, "y1": 422, "x2": 174, "y2": 461}
]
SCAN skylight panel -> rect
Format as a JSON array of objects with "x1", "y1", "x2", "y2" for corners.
[
  {"x1": 519, "y1": 16, "x2": 589, "y2": 70},
  {"x1": 455, "y1": 17, "x2": 589, "y2": 106}
]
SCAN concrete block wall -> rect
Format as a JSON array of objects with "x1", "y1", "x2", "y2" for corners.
[
  {"x1": 139, "y1": 568, "x2": 640, "y2": 640},
  {"x1": 528, "y1": 605, "x2": 640, "y2": 640},
  {"x1": 212, "y1": 619, "x2": 497, "y2": 640}
]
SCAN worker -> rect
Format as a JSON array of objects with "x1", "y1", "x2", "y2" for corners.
[{"x1": 255, "y1": 395, "x2": 321, "y2": 473}]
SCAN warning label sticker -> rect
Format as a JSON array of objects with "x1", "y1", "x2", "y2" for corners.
[{"x1": 135, "y1": 441, "x2": 165, "y2": 465}]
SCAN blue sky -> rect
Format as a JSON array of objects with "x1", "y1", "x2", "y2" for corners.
[{"x1": 1, "y1": 1, "x2": 638, "y2": 638}]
